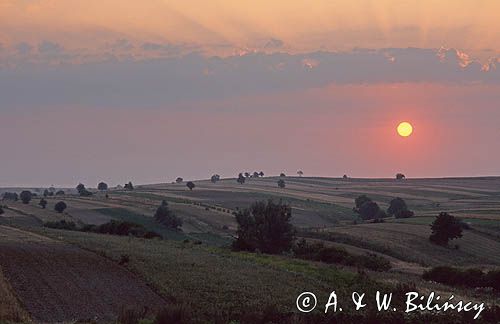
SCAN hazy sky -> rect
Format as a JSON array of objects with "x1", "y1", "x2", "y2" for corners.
[{"x1": 1, "y1": 1, "x2": 499, "y2": 187}]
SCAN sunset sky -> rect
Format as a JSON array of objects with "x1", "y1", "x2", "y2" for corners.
[{"x1": 1, "y1": 1, "x2": 499, "y2": 187}]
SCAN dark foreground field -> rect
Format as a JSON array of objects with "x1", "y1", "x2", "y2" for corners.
[{"x1": 1, "y1": 176, "x2": 499, "y2": 323}]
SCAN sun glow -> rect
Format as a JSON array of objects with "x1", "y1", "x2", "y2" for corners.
[{"x1": 397, "y1": 122, "x2": 413, "y2": 137}]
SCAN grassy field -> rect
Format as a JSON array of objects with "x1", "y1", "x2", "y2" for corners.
[{"x1": 1, "y1": 176, "x2": 500, "y2": 322}]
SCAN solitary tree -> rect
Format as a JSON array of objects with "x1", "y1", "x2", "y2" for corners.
[
  {"x1": 237, "y1": 173, "x2": 246, "y2": 184},
  {"x1": 232, "y1": 200, "x2": 296, "y2": 254},
  {"x1": 343, "y1": 174, "x2": 349, "y2": 179},
  {"x1": 39, "y1": 198, "x2": 47, "y2": 209},
  {"x1": 211, "y1": 174, "x2": 220, "y2": 183},
  {"x1": 244, "y1": 172, "x2": 250, "y2": 178},
  {"x1": 186, "y1": 181, "x2": 195, "y2": 191},
  {"x1": 154, "y1": 200, "x2": 182, "y2": 230},
  {"x1": 20, "y1": 191, "x2": 32, "y2": 204},
  {"x1": 259, "y1": 171, "x2": 264, "y2": 177},
  {"x1": 97, "y1": 182, "x2": 108, "y2": 191},
  {"x1": 54, "y1": 201, "x2": 67, "y2": 213},
  {"x1": 76, "y1": 183, "x2": 86, "y2": 194},
  {"x1": 280, "y1": 173, "x2": 286, "y2": 177},
  {"x1": 396, "y1": 173, "x2": 406, "y2": 180},
  {"x1": 277, "y1": 179, "x2": 286, "y2": 188},
  {"x1": 124, "y1": 181, "x2": 134, "y2": 190},
  {"x1": 176, "y1": 177, "x2": 183, "y2": 184},
  {"x1": 297, "y1": 170, "x2": 304, "y2": 177},
  {"x1": 429, "y1": 212, "x2": 463, "y2": 246},
  {"x1": 253, "y1": 171, "x2": 260, "y2": 178},
  {"x1": 387, "y1": 197, "x2": 408, "y2": 217}
]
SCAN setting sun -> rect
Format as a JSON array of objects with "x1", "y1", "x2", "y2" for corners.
[{"x1": 397, "y1": 122, "x2": 413, "y2": 137}]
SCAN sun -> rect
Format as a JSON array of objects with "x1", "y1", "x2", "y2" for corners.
[{"x1": 397, "y1": 122, "x2": 413, "y2": 137}]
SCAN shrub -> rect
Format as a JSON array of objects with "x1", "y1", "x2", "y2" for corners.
[
  {"x1": 395, "y1": 209, "x2": 414, "y2": 218},
  {"x1": 20, "y1": 191, "x2": 32, "y2": 204},
  {"x1": 44, "y1": 220, "x2": 76, "y2": 230},
  {"x1": 293, "y1": 239, "x2": 391, "y2": 271},
  {"x1": 423, "y1": 266, "x2": 500, "y2": 291},
  {"x1": 154, "y1": 200, "x2": 183, "y2": 230},
  {"x1": 429, "y1": 212, "x2": 463, "y2": 245},
  {"x1": 232, "y1": 199, "x2": 295, "y2": 254},
  {"x1": 54, "y1": 201, "x2": 67, "y2": 213}
]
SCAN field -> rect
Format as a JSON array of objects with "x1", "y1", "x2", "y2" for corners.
[{"x1": 1, "y1": 176, "x2": 500, "y2": 322}]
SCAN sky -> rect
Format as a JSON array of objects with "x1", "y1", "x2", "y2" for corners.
[{"x1": 1, "y1": 0, "x2": 500, "y2": 187}]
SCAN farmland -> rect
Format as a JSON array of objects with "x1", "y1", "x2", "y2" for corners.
[{"x1": 1, "y1": 176, "x2": 500, "y2": 322}]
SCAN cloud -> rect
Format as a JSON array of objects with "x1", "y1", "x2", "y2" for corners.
[
  {"x1": 15, "y1": 42, "x2": 33, "y2": 55},
  {"x1": 38, "y1": 40, "x2": 63, "y2": 54},
  {"x1": 264, "y1": 38, "x2": 284, "y2": 49},
  {"x1": 0, "y1": 47, "x2": 498, "y2": 110}
]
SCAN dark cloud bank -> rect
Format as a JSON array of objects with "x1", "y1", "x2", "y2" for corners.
[{"x1": 1, "y1": 47, "x2": 498, "y2": 109}]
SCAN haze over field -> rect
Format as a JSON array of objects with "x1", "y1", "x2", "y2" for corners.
[{"x1": 1, "y1": 0, "x2": 500, "y2": 187}]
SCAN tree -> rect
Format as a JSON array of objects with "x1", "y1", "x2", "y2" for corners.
[
  {"x1": 210, "y1": 174, "x2": 220, "y2": 183},
  {"x1": 253, "y1": 171, "x2": 260, "y2": 178},
  {"x1": 20, "y1": 191, "x2": 32, "y2": 204},
  {"x1": 55, "y1": 190, "x2": 65, "y2": 196},
  {"x1": 0, "y1": 206, "x2": 4, "y2": 215},
  {"x1": 186, "y1": 181, "x2": 195, "y2": 191},
  {"x1": 280, "y1": 173, "x2": 286, "y2": 177},
  {"x1": 43, "y1": 189, "x2": 50, "y2": 197},
  {"x1": 259, "y1": 171, "x2": 264, "y2": 177},
  {"x1": 429, "y1": 212, "x2": 463, "y2": 246},
  {"x1": 358, "y1": 201, "x2": 383, "y2": 220},
  {"x1": 54, "y1": 201, "x2": 67, "y2": 213},
  {"x1": 124, "y1": 181, "x2": 134, "y2": 190},
  {"x1": 343, "y1": 174, "x2": 349, "y2": 179},
  {"x1": 154, "y1": 200, "x2": 182, "y2": 230},
  {"x1": 76, "y1": 183, "x2": 85, "y2": 193},
  {"x1": 232, "y1": 200, "x2": 296, "y2": 254},
  {"x1": 176, "y1": 177, "x2": 183, "y2": 184},
  {"x1": 277, "y1": 179, "x2": 286, "y2": 188},
  {"x1": 97, "y1": 182, "x2": 108, "y2": 191},
  {"x1": 297, "y1": 170, "x2": 303, "y2": 177},
  {"x1": 354, "y1": 195, "x2": 372, "y2": 210},
  {"x1": 39, "y1": 198, "x2": 47, "y2": 209},
  {"x1": 396, "y1": 173, "x2": 406, "y2": 180},
  {"x1": 2, "y1": 192, "x2": 18, "y2": 201},
  {"x1": 237, "y1": 173, "x2": 246, "y2": 184},
  {"x1": 387, "y1": 197, "x2": 408, "y2": 217},
  {"x1": 244, "y1": 172, "x2": 250, "y2": 178}
]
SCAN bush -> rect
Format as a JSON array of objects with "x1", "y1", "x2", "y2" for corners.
[
  {"x1": 293, "y1": 239, "x2": 391, "y2": 271},
  {"x1": 395, "y1": 209, "x2": 414, "y2": 218},
  {"x1": 54, "y1": 201, "x2": 67, "y2": 213},
  {"x1": 20, "y1": 190, "x2": 32, "y2": 204},
  {"x1": 154, "y1": 200, "x2": 183, "y2": 229},
  {"x1": 85, "y1": 220, "x2": 162, "y2": 239},
  {"x1": 44, "y1": 220, "x2": 77, "y2": 230},
  {"x1": 232, "y1": 199, "x2": 295, "y2": 254},
  {"x1": 423, "y1": 266, "x2": 500, "y2": 291}
]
